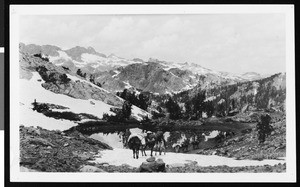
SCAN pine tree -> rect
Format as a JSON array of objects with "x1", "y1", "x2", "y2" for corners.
[
  {"x1": 122, "y1": 101, "x2": 132, "y2": 120},
  {"x1": 204, "y1": 100, "x2": 215, "y2": 117},
  {"x1": 138, "y1": 93, "x2": 150, "y2": 110},
  {"x1": 76, "y1": 69, "x2": 82, "y2": 76},
  {"x1": 192, "y1": 91, "x2": 206, "y2": 119},
  {"x1": 165, "y1": 97, "x2": 182, "y2": 120},
  {"x1": 256, "y1": 114, "x2": 273, "y2": 144},
  {"x1": 184, "y1": 101, "x2": 192, "y2": 119}
]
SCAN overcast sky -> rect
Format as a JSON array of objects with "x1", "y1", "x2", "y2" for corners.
[{"x1": 20, "y1": 14, "x2": 285, "y2": 75}]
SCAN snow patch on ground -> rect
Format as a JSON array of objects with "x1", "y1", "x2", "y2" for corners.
[
  {"x1": 169, "y1": 72, "x2": 179, "y2": 78},
  {"x1": 131, "y1": 105, "x2": 150, "y2": 121},
  {"x1": 93, "y1": 148, "x2": 285, "y2": 168},
  {"x1": 218, "y1": 99, "x2": 225, "y2": 104},
  {"x1": 177, "y1": 83, "x2": 197, "y2": 93},
  {"x1": 203, "y1": 130, "x2": 220, "y2": 141},
  {"x1": 112, "y1": 70, "x2": 120, "y2": 78},
  {"x1": 19, "y1": 104, "x2": 77, "y2": 131},
  {"x1": 165, "y1": 90, "x2": 173, "y2": 96},
  {"x1": 205, "y1": 96, "x2": 216, "y2": 102},
  {"x1": 123, "y1": 81, "x2": 133, "y2": 89}
]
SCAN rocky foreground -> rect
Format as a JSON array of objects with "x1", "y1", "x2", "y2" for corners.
[
  {"x1": 20, "y1": 125, "x2": 112, "y2": 172},
  {"x1": 20, "y1": 125, "x2": 286, "y2": 173}
]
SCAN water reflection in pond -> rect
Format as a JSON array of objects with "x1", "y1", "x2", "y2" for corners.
[
  {"x1": 89, "y1": 128, "x2": 141, "y2": 148},
  {"x1": 89, "y1": 127, "x2": 233, "y2": 153}
]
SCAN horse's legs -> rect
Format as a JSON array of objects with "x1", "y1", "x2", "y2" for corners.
[
  {"x1": 143, "y1": 145, "x2": 147, "y2": 156},
  {"x1": 159, "y1": 143, "x2": 162, "y2": 155},
  {"x1": 154, "y1": 142, "x2": 159, "y2": 156},
  {"x1": 136, "y1": 148, "x2": 139, "y2": 159},
  {"x1": 140, "y1": 146, "x2": 144, "y2": 156},
  {"x1": 143, "y1": 146, "x2": 147, "y2": 156},
  {"x1": 150, "y1": 147, "x2": 153, "y2": 157},
  {"x1": 141, "y1": 148, "x2": 145, "y2": 156},
  {"x1": 133, "y1": 149, "x2": 135, "y2": 159}
]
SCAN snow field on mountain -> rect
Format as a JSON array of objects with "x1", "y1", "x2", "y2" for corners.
[
  {"x1": 19, "y1": 72, "x2": 115, "y2": 129},
  {"x1": 48, "y1": 51, "x2": 72, "y2": 62}
]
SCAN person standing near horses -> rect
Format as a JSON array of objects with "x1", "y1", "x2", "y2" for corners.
[{"x1": 145, "y1": 131, "x2": 155, "y2": 144}]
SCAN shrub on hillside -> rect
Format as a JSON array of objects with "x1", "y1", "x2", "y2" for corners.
[
  {"x1": 32, "y1": 102, "x2": 49, "y2": 113},
  {"x1": 117, "y1": 89, "x2": 151, "y2": 111},
  {"x1": 59, "y1": 74, "x2": 71, "y2": 84},
  {"x1": 102, "y1": 101, "x2": 133, "y2": 122},
  {"x1": 43, "y1": 111, "x2": 81, "y2": 121}
]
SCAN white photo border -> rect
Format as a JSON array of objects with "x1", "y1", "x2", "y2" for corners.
[{"x1": 10, "y1": 5, "x2": 296, "y2": 182}]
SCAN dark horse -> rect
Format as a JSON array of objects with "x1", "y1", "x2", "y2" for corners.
[{"x1": 127, "y1": 136, "x2": 142, "y2": 159}]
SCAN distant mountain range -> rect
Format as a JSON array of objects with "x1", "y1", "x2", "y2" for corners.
[{"x1": 20, "y1": 43, "x2": 269, "y2": 94}]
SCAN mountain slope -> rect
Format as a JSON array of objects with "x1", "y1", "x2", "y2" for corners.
[
  {"x1": 19, "y1": 49, "x2": 151, "y2": 130},
  {"x1": 175, "y1": 72, "x2": 286, "y2": 117}
]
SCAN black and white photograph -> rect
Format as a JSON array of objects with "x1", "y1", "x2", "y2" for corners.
[{"x1": 9, "y1": 5, "x2": 296, "y2": 182}]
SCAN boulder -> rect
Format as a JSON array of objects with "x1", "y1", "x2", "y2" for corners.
[
  {"x1": 79, "y1": 165, "x2": 106, "y2": 172},
  {"x1": 72, "y1": 151, "x2": 94, "y2": 161},
  {"x1": 146, "y1": 156, "x2": 156, "y2": 162},
  {"x1": 26, "y1": 127, "x2": 41, "y2": 136},
  {"x1": 139, "y1": 158, "x2": 166, "y2": 172},
  {"x1": 63, "y1": 143, "x2": 69, "y2": 147}
]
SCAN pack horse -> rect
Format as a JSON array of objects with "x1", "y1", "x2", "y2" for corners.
[{"x1": 127, "y1": 131, "x2": 167, "y2": 159}]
